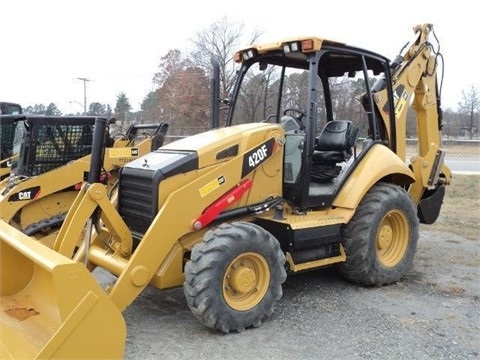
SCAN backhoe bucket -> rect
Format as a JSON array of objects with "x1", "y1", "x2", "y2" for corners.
[{"x1": 0, "y1": 221, "x2": 126, "y2": 359}]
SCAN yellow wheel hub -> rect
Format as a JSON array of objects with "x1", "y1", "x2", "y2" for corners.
[
  {"x1": 230, "y1": 266, "x2": 256, "y2": 294},
  {"x1": 223, "y1": 252, "x2": 270, "y2": 311},
  {"x1": 376, "y1": 210, "x2": 409, "y2": 267}
]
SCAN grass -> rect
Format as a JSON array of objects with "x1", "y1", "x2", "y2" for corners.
[
  {"x1": 416, "y1": 143, "x2": 479, "y2": 240},
  {"x1": 421, "y1": 174, "x2": 480, "y2": 240}
]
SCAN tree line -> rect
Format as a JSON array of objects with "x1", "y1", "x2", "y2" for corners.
[{"x1": 23, "y1": 17, "x2": 480, "y2": 139}]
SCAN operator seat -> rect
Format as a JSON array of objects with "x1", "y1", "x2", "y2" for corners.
[{"x1": 311, "y1": 120, "x2": 358, "y2": 182}]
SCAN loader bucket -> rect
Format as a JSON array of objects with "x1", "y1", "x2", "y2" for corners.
[{"x1": 0, "y1": 221, "x2": 126, "y2": 359}]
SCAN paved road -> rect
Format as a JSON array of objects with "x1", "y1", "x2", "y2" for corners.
[{"x1": 446, "y1": 155, "x2": 480, "y2": 174}]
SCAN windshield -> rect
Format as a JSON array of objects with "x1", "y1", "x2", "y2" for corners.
[
  {"x1": 230, "y1": 61, "x2": 313, "y2": 126},
  {"x1": 229, "y1": 49, "x2": 386, "y2": 141}
]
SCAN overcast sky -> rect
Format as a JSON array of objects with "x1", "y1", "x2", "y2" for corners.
[{"x1": 1, "y1": 0, "x2": 477, "y2": 114}]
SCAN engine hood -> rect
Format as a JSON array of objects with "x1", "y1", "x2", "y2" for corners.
[{"x1": 156, "y1": 123, "x2": 283, "y2": 169}]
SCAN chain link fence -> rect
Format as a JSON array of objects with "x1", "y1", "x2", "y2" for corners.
[
  {"x1": 161, "y1": 124, "x2": 480, "y2": 175},
  {"x1": 409, "y1": 139, "x2": 480, "y2": 175}
]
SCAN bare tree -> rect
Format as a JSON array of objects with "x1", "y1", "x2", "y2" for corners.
[
  {"x1": 153, "y1": 50, "x2": 187, "y2": 88},
  {"x1": 188, "y1": 16, "x2": 262, "y2": 98},
  {"x1": 235, "y1": 68, "x2": 279, "y2": 124},
  {"x1": 458, "y1": 85, "x2": 480, "y2": 139},
  {"x1": 151, "y1": 50, "x2": 211, "y2": 136}
]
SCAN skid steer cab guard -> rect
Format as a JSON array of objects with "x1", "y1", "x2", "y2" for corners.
[
  {"x1": 0, "y1": 115, "x2": 21, "y2": 180},
  {"x1": 0, "y1": 221, "x2": 126, "y2": 359}
]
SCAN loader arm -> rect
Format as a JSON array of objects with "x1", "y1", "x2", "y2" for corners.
[
  {"x1": 50, "y1": 122, "x2": 284, "y2": 312},
  {"x1": 52, "y1": 182, "x2": 133, "y2": 259}
]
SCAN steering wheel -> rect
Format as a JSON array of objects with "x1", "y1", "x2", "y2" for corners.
[
  {"x1": 112, "y1": 132, "x2": 129, "y2": 141},
  {"x1": 283, "y1": 108, "x2": 306, "y2": 130}
]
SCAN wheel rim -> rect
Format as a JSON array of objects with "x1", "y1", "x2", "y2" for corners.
[
  {"x1": 376, "y1": 210, "x2": 409, "y2": 267},
  {"x1": 223, "y1": 252, "x2": 270, "y2": 311}
]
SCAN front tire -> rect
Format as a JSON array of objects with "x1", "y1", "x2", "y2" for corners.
[
  {"x1": 336, "y1": 182, "x2": 419, "y2": 286},
  {"x1": 183, "y1": 221, "x2": 286, "y2": 333}
]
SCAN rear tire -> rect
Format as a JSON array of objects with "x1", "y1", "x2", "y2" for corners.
[
  {"x1": 183, "y1": 221, "x2": 286, "y2": 333},
  {"x1": 336, "y1": 182, "x2": 419, "y2": 286}
]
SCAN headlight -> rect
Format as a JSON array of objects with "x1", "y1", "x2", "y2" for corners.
[{"x1": 283, "y1": 41, "x2": 300, "y2": 53}]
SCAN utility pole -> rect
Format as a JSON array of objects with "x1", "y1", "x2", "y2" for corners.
[{"x1": 76, "y1": 77, "x2": 90, "y2": 114}]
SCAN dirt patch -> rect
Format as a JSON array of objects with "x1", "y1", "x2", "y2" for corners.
[{"x1": 115, "y1": 229, "x2": 480, "y2": 360}]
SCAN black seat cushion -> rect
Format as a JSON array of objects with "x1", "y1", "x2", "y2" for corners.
[{"x1": 313, "y1": 120, "x2": 356, "y2": 166}]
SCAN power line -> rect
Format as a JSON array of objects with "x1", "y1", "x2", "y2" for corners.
[{"x1": 76, "y1": 77, "x2": 91, "y2": 114}]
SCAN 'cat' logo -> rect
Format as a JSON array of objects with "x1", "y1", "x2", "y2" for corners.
[
  {"x1": 8, "y1": 186, "x2": 41, "y2": 202},
  {"x1": 19, "y1": 191, "x2": 32, "y2": 199}
]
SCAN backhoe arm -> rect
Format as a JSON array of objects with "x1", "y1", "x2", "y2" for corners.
[{"x1": 373, "y1": 24, "x2": 451, "y2": 204}]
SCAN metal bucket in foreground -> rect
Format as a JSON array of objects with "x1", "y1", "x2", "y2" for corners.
[{"x1": 0, "y1": 220, "x2": 126, "y2": 359}]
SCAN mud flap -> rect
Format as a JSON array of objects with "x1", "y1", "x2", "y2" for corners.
[
  {"x1": 0, "y1": 221, "x2": 126, "y2": 359},
  {"x1": 417, "y1": 185, "x2": 445, "y2": 224}
]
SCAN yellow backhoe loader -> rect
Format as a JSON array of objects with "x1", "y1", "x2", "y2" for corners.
[
  {"x1": 0, "y1": 24, "x2": 451, "y2": 358},
  {"x1": 0, "y1": 115, "x2": 168, "y2": 246}
]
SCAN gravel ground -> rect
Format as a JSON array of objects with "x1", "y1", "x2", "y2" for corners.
[{"x1": 96, "y1": 229, "x2": 479, "y2": 360}]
